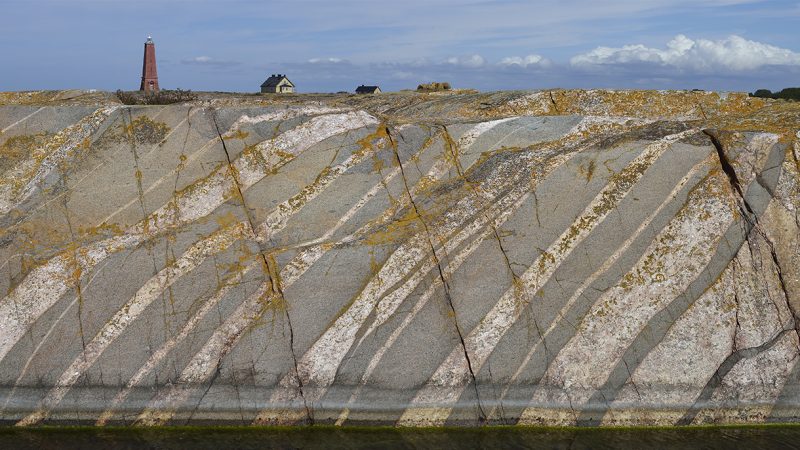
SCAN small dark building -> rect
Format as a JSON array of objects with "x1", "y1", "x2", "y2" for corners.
[
  {"x1": 355, "y1": 85, "x2": 381, "y2": 94},
  {"x1": 261, "y1": 74, "x2": 295, "y2": 94}
]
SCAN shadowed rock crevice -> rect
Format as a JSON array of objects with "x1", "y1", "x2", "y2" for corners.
[
  {"x1": 439, "y1": 123, "x2": 522, "y2": 284},
  {"x1": 677, "y1": 329, "x2": 795, "y2": 426},
  {"x1": 706, "y1": 129, "x2": 798, "y2": 335},
  {"x1": 572, "y1": 130, "x2": 788, "y2": 427},
  {"x1": 548, "y1": 91, "x2": 560, "y2": 114},
  {"x1": 387, "y1": 125, "x2": 487, "y2": 424},
  {"x1": 212, "y1": 113, "x2": 312, "y2": 425},
  {"x1": 704, "y1": 129, "x2": 752, "y2": 213}
]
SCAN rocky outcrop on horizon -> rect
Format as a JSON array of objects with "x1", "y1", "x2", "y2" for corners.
[{"x1": 0, "y1": 89, "x2": 798, "y2": 426}]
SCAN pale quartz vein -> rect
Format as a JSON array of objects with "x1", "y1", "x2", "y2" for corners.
[
  {"x1": 398, "y1": 129, "x2": 696, "y2": 425},
  {"x1": 519, "y1": 171, "x2": 738, "y2": 424},
  {"x1": 487, "y1": 158, "x2": 712, "y2": 421},
  {"x1": 111, "y1": 125, "x2": 448, "y2": 425},
  {"x1": 135, "y1": 281, "x2": 275, "y2": 426},
  {"x1": 0, "y1": 111, "x2": 376, "y2": 369},
  {"x1": 455, "y1": 117, "x2": 517, "y2": 150},
  {"x1": 0, "y1": 233, "x2": 141, "y2": 363},
  {"x1": 16, "y1": 223, "x2": 246, "y2": 426},
  {"x1": 601, "y1": 269, "x2": 737, "y2": 425},
  {"x1": 282, "y1": 135, "x2": 548, "y2": 389},
  {"x1": 255, "y1": 145, "x2": 376, "y2": 242},
  {"x1": 566, "y1": 116, "x2": 652, "y2": 137},
  {"x1": 227, "y1": 106, "x2": 349, "y2": 132},
  {"x1": 0, "y1": 106, "x2": 119, "y2": 215},
  {"x1": 337, "y1": 190, "x2": 535, "y2": 425},
  {"x1": 0, "y1": 107, "x2": 44, "y2": 133},
  {"x1": 95, "y1": 259, "x2": 255, "y2": 425},
  {"x1": 260, "y1": 116, "x2": 625, "y2": 424}
]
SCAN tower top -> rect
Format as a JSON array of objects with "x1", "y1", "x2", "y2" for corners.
[{"x1": 146, "y1": 35, "x2": 154, "y2": 44}]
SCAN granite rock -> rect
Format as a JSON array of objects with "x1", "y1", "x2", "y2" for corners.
[{"x1": 0, "y1": 89, "x2": 798, "y2": 426}]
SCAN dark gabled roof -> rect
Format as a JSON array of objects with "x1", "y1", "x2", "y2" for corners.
[
  {"x1": 261, "y1": 74, "x2": 294, "y2": 88},
  {"x1": 355, "y1": 85, "x2": 380, "y2": 94}
]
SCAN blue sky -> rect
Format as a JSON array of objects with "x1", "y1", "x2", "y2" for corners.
[{"x1": 2, "y1": 0, "x2": 800, "y2": 92}]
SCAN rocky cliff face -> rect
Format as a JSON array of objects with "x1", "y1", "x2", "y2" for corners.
[{"x1": 0, "y1": 89, "x2": 798, "y2": 426}]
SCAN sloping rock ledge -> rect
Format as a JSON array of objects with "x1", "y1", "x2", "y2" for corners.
[{"x1": 0, "y1": 89, "x2": 798, "y2": 426}]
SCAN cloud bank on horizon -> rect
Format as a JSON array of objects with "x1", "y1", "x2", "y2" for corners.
[
  {"x1": 2, "y1": 0, "x2": 799, "y2": 92},
  {"x1": 571, "y1": 35, "x2": 800, "y2": 71}
]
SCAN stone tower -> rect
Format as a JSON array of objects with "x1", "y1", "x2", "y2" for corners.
[{"x1": 140, "y1": 36, "x2": 159, "y2": 93}]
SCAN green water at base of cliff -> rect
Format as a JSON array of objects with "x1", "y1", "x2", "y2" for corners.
[{"x1": 2, "y1": 425, "x2": 800, "y2": 449}]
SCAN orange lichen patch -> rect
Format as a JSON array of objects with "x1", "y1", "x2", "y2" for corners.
[
  {"x1": 237, "y1": 142, "x2": 293, "y2": 177},
  {"x1": 0, "y1": 107, "x2": 116, "y2": 215},
  {"x1": 0, "y1": 132, "x2": 52, "y2": 171},
  {"x1": 215, "y1": 211, "x2": 244, "y2": 229},
  {"x1": 474, "y1": 89, "x2": 774, "y2": 124},
  {"x1": 357, "y1": 123, "x2": 392, "y2": 155},
  {"x1": 579, "y1": 159, "x2": 597, "y2": 182},
  {"x1": 76, "y1": 222, "x2": 126, "y2": 238},
  {"x1": 370, "y1": 151, "x2": 388, "y2": 173},
  {"x1": 5, "y1": 132, "x2": 68, "y2": 197},
  {"x1": 3, "y1": 219, "x2": 126, "y2": 284},
  {"x1": 0, "y1": 91, "x2": 61, "y2": 106},
  {"x1": 248, "y1": 288, "x2": 283, "y2": 329},
  {"x1": 233, "y1": 129, "x2": 250, "y2": 141},
  {"x1": 709, "y1": 99, "x2": 800, "y2": 142},
  {"x1": 124, "y1": 116, "x2": 171, "y2": 144},
  {"x1": 591, "y1": 90, "x2": 757, "y2": 119},
  {"x1": 174, "y1": 153, "x2": 189, "y2": 172},
  {"x1": 364, "y1": 207, "x2": 424, "y2": 246},
  {"x1": 5, "y1": 215, "x2": 141, "y2": 296},
  {"x1": 4, "y1": 221, "x2": 66, "y2": 285}
]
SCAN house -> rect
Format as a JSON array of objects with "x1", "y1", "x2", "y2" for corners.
[
  {"x1": 261, "y1": 74, "x2": 295, "y2": 94},
  {"x1": 355, "y1": 85, "x2": 381, "y2": 94}
]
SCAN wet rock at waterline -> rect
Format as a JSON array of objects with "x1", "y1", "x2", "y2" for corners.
[{"x1": 0, "y1": 89, "x2": 798, "y2": 426}]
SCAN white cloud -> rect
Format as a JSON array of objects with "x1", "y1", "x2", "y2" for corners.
[
  {"x1": 571, "y1": 34, "x2": 800, "y2": 71},
  {"x1": 308, "y1": 57, "x2": 346, "y2": 64},
  {"x1": 498, "y1": 54, "x2": 552, "y2": 68},
  {"x1": 182, "y1": 56, "x2": 240, "y2": 66},
  {"x1": 444, "y1": 54, "x2": 485, "y2": 68}
]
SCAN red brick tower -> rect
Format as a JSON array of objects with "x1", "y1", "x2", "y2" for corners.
[{"x1": 140, "y1": 36, "x2": 160, "y2": 93}]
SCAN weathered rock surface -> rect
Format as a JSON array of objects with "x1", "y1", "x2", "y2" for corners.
[{"x1": 0, "y1": 89, "x2": 798, "y2": 426}]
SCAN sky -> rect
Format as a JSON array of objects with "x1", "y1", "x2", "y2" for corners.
[{"x1": 2, "y1": 0, "x2": 800, "y2": 93}]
